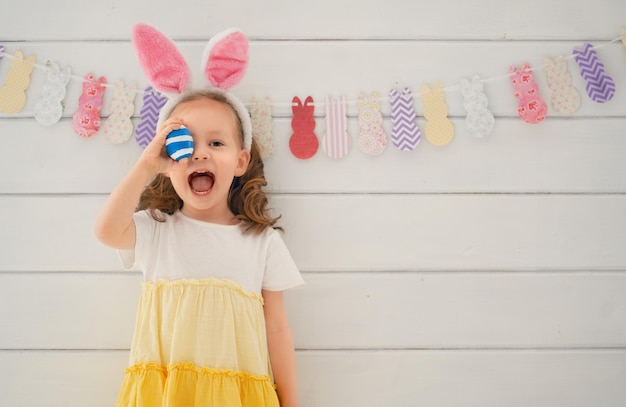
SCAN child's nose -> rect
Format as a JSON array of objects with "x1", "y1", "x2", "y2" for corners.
[{"x1": 192, "y1": 144, "x2": 210, "y2": 161}]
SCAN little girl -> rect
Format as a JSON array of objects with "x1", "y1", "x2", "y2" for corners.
[{"x1": 94, "y1": 88, "x2": 304, "y2": 406}]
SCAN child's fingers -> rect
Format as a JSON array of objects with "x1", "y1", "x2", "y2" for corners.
[
  {"x1": 173, "y1": 156, "x2": 190, "y2": 170},
  {"x1": 145, "y1": 119, "x2": 184, "y2": 157},
  {"x1": 137, "y1": 119, "x2": 185, "y2": 174},
  {"x1": 153, "y1": 118, "x2": 184, "y2": 144}
]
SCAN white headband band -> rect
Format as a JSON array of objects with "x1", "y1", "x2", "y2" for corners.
[{"x1": 156, "y1": 89, "x2": 252, "y2": 151}]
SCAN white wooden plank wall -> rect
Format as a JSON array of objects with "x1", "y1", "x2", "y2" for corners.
[{"x1": 1, "y1": 1, "x2": 625, "y2": 406}]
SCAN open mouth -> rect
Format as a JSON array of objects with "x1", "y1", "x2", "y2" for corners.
[{"x1": 188, "y1": 171, "x2": 215, "y2": 195}]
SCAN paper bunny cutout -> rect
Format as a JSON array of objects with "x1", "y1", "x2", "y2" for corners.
[
  {"x1": 460, "y1": 76, "x2": 495, "y2": 138},
  {"x1": 131, "y1": 23, "x2": 252, "y2": 150},
  {"x1": 509, "y1": 63, "x2": 548, "y2": 124},
  {"x1": 34, "y1": 60, "x2": 72, "y2": 126},
  {"x1": 72, "y1": 73, "x2": 106, "y2": 138},
  {"x1": 421, "y1": 82, "x2": 454, "y2": 147},
  {"x1": 357, "y1": 92, "x2": 387, "y2": 157},
  {"x1": 0, "y1": 51, "x2": 36, "y2": 114},
  {"x1": 290, "y1": 96, "x2": 318, "y2": 160}
]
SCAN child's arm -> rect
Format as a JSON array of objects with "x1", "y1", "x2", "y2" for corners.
[
  {"x1": 94, "y1": 118, "x2": 184, "y2": 250},
  {"x1": 263, "y1": 289, "x2": 300, "y2": 407}
]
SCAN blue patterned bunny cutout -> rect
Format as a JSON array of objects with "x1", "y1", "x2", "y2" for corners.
[
  {"x1": 34, "y1": 61, "x2": 71, "y2": 126},
  {"x1": 460, "y1": 76, "x2": 495, "y2": 138}
]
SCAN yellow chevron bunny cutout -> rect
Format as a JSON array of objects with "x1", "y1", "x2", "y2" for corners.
[
  {"x1": 421, "y1": 82, "x2": 454, "y2": 147},
  {"x1": 0, "y1": 51, "x2": 36, "y2": 114}
]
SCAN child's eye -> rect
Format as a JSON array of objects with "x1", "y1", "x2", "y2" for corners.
[{"x1": 209, "y1": 141, "x2": 224, "y2": 147}]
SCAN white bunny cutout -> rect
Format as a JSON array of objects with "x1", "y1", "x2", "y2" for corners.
[{"x1": 132, "y1": 23, "x2": 252, "y2": 150}]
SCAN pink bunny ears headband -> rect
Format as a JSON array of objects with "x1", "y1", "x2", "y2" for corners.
[{"x1": 132, "y1": 23, "x2": 252, "y2": 150}]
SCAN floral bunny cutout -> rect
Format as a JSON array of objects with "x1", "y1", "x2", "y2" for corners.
[
  {"x1": 509, "y1": 63, "x2": 548, "y2": 124},
  {"x1": 357, "y1": 92, "x2": 387, "y2": 157},
  {"x1": 131, "y1": 23, "x2": 252, "y2": 150},
  {"x1": 72, "y1": 73, "x2": 106, "y2": 138}
]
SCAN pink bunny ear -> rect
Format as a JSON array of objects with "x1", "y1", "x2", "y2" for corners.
[
  {"x1": 201, "y1": 29, "x2": 249, "y2": 89},
  {"x1": 132, "y1": 23, "x2": 190, "y2": 94}
]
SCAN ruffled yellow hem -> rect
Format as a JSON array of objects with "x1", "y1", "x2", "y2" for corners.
[
  {"x1": 116, "y1": 362, "x2": 279, "y2": 407},
  {"x1": 143, "y1": 278, "x2": 264, "y2": 303}
]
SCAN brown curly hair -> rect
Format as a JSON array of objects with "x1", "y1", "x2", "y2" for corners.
[{"x1": 137, "y1": 90, "x2": 281, "y2": 234}]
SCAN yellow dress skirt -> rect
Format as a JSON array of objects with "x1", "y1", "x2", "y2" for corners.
[{"x1": 115, "y1": 278, "x2": 279, "y2": 407}]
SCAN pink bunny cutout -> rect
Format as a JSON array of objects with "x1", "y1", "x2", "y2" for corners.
[
  {"x1": 72, "y1": 73, "x2": 106, "y2": 138},
  {"x1": 509, "y1": 63, "x2": 548, "y2": 124},
  {"x1": 131, "y1": 23, "x2": 252, "y2": 149}
]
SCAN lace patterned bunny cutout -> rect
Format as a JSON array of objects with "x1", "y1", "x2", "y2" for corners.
[
  {"x1": 102, "y1": 81, "x2": 137, "y2": 143},
  {"x1": 421, "y1": 83, "x2": 454, "y2": 146},
  {"x1": 0, "y1": 51, "x2": 36, "y2": 114},
  {"x1": 543, "y1": 56, "x2": 580, "y2": 115},
  {"x1": 357, "y1": 92, "x2": 387, "y2": 157},
  {"x1": 72, "y1": 73, "x2": 106, "y2": 138},
  {"x1": 289, "y1": 96, "x2": 318, "y2": 160},
  {"x1": 509, "y1": 64, "x2": 547, "y2": 124},
  {"x1": 460, "y1": 76, "x2": 495, "y2": 138},
  {"x1": 34, "y1": 61, "x2": 71, "y2": 126},
  {"x1": 250, "y1": 97, "x2": 274, "y2": 159}
]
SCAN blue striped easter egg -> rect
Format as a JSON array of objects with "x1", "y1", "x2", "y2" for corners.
[{"x1": 165, "y1": 126, "x2": 194, "y2": 161}]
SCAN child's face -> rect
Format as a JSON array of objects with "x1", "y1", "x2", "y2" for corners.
[{"x1": 166, "y1": 98, "x2": 250, "y2": 223}]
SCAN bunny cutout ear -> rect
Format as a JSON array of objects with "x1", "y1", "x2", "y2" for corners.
[
  {"x1": 201, "y1": 29, "x2": 249, "y2": 89},
  {"x1": 132, "y1": 23, "x2": 191, "y2": 94}
]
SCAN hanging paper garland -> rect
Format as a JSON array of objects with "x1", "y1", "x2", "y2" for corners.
[{"x1": 0, "y1": 28, "x2": 624, "y2": 158}]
